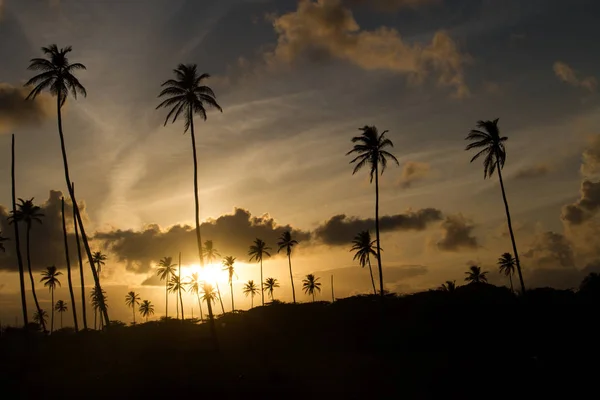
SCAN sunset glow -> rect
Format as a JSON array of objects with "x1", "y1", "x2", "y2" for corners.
[{"x1": 186, "y1": 263, "x2": 229, "y2": 286}]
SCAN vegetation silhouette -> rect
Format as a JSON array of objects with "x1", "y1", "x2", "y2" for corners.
[
  {"x1": 277, "y1": 231, "x2": 298, "y2": 303},
  {"x1": 350, "y1": 230, "x2": 378, "y2": 295},
  {"x1": 72, "y1": 183, "x2": 87, "y2": 330},
  {"x1": 125, "y1": 291, "x2": 141, "y2": 324},
  {"x1": 40, "y1": 266, "x2": 62, "y2": 332},
  {"x1": 61, "y1": 197, "x2": 78, "y2": 332},
  {"x1": 464, "y1": 266, "x2": 488, "y2": 284},
  {"x1": 32, "y1": 309, "x2": 48, "y2": 327},
  {"x1": 438, "y1": 280, "x2": 457, "y2": 292},
  {"x1": 54, "y1": 300, "x2": 67, "y2": 329},
  {"x1": 156, "y1": 256, "x2": 177, "y2": 319},
  {"x1": 249, "y1": 238, "x2": 271, "y2": 306},
  {"x1": 222, "y1": 256, "x2": 237, "y2": 311},
  {"x1": 263, "y1": 277, "x2": 280, "y2": 301},
  {"x1": 90, "y1": 286, "x2": 107, "y2": 330},
  {"x1": 243, "y1": 280, "x2": 259, "y2": 308},
  {"x1": 498, "y1": 252, "x2": 516, "y2": 292},
  {"x1": 168, "y1": 274, "x2": 186, "y2": 320},
  {"x1": 188, "y1": 272, "x2": 204, "y2": 322},
  {"x1": 138, "y1": 300, "x2": 155, "y2": 322},
  {"x1": 91, "y1": 251, "x2": 107, "y2": 276},
  {"x1": 302, "y1": 274, "x2": 322, "y2": 302}
]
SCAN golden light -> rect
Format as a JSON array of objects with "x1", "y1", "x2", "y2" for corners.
[{"x1": 185, "y1": 263, "x2": 227, "y2": 285}]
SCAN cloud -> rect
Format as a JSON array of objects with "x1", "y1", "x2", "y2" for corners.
[
  {"x1": 344, "y1": 0, "x2": 440, "y2": 11},
  {"x1": 553, "y1": 61, "x2": 597, "y2": 93},
  {"x1": 314, "y1": 208, "x2": 443, "y2": 246},
  {"x1": 399, "y1": 161, "x2": 430, "y2": 188},
  {"x1": 523, "y1": 231, "x2": 575, "y2": 269},
  {"x1": 513, "y1": 164, "x2": 551, "y2": 180},
  {"x1": 581, "y1": 135, "x2": 600, "y2": 177},
  {"x1": 436, "y1": 214, "x2": 478, "y2": 252},
  {"x1": 0, "y1": 0, "x2": 4, "y2": 20},
  {"x1": 267, "y1": 0, "x2": 470, "y2": 97},
  {"x1": 0, "y1": 83, "x2": 53, "y2": 134},
  {"x1": 561, "y1": 180, "x2": 600, "y2": 225}
]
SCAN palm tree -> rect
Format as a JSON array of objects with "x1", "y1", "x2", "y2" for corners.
[
  {"x1": 277, "y1": 231, "x2": 299, "y2": 303},
  {"x1": 91, "y1": 251, "x2": 107, "y2": 276},
  {"x1": 187, "y1": 272, "x2": 204, "y2": 322},
  {"x1": 302, "y1": 274, "x2": 322, "y2": 302},
  {"x1": 139, "y1": 300, "x2": 155, "y2": 322},
  {"x1": 61, "y1": 197, "x2": 78, "y2": 332},
  {"x1": 11, "y1": 135, "x2": 28, "y2": 327},
  {"x1": 201, "y1": 283, "x2": 218, "y2": 307},
  {"x1": 464, "y1": 266, "x2": 488, "y2": 284},
  {"x1": 33, "y1": 309, "x2": 48, "y2": 328},
  {"x1": 72, "y1": 182, "x2": 87, "y2": 330},
  {"x1": 156, "y1": 256, "x2": 177, "y2": 319},
  {"x1": 243, "y1": 280, "x2": 259, "y2": 309},
  {"x1": 125, "y1": 291, "x2": 141, "y2": 324},
  {"x1": 465, "y1": 119, "x2": 525, "y2": 293},
  {"x1": 90, "y1": 287, "x2": 108, "y2": 330},
  {"x1": 438, "y1": 280, "x2": 457, "y2": 292},
  {"x1": 55, "y1": 300, "x2": 67, "y2": 329},
  {"x1": 40, "y1": 266, "x2": 62, "y2": 332},
  {"x1": 248, "y1": 238, "x2": 271, "y2": 306},
  {"x1": 9, "y1": 198, "x2": 45, "y2": 331},
  {"x1": 203, "y1": 240, "x2": 225, "y2": 315},
  {"x1": 168, "y1": 274, "x2": 185, "y2": 320},
  {"x1": 498, "y1": 253, "x2": 516, "y2": 293},
  {"x1": 347, "y1": 126, "x2": 399, "y2": 297},
  {"x1": 350, "y1": 231, "x2": 378, "y2": 295},
  {"x1": 222, "y1": 256, "x2": 237, "y2": 311},
  {"x1": 25, "y1": 44, "x2": 109, "y2": 326},
  {"x1": 263, "y1": 277, "x2": 280, "y2": 301}
]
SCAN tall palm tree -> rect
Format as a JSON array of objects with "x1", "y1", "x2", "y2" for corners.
[
  {"x1": 438, "y1": 280, "x2": 457, "y2": 292},
  {"x1": 222, "y1": 256, "x2": 237, "y2": 311},
  {"x1": 90, "y1": 287, "x2": 107, "y2": 330},
  {"x1": 243, "y1": 280, "x2": 259, "y2": 309},
  {"x1": 72, "y1": 183, "x2": 87, "y2": 330},
  {"x1": 125, "y1": 291, "x2": 141, "y2": 325},
  {"x1": 168, "y1": 275, "x2": 185, "y2": 320},
  {"x1": 55, "y1": 300, "x2": 67, "y2": 329},
  {"x1": 91, "y1": 251, "x2": 107, "y2": 276},
  {"x1": 139, "y1": 300, "x2": 155, "y2": 322},
  {"x1": 156, "y1": 256, "x2": 177, "y2": 319},
  {"x1": 203, "y1": 240, "x2": 225, "y2": 315},
  {"x1": 302, "y1": 274, "x2": 322, "y2": 302},
  {"x1": 33, "y1": 309, "x2": 48, "y2": 328},
  {"x1": 40, "y1": 266, "x2": 62, "y2": 333},
  {"x1": 498, "y1": 252, "x2": 516, "y2": 293},
  {"x1": 25, "y1": 44, "x2": 109, "y2": 326},
  {"x1": 277, "y1": 231, "x2": 299, "y2": 303},
  {"x1": 187, "y1": 272, "x2": 204, "y2": 322},
  {"x1": 263, "y1": 277, "x2": 280, "y2": 301},
  {"x1": 11, "y1": 135, "x2": 28, "y2": 327},
  {"x1": 350, "y1": 231, "x2": 378, "y2": 295},
  {"x1": 248, "y1": 238, "x2": 271, "y2": 306},
  {"x1": 466, "y1": 119, "x2": 525, "y2": 293},
  {"x1": 464, "y1": 266, "x2": 488, "y2": 284},
  {"x1": 347, "y1": 126, "x2": 399, "y2": 297},
  {"x1": 61, "y1": 197, "x2": 78, "y2": 332},
  {"x1": 9, "y1": 198, "x2": 45, "y2": 331}
]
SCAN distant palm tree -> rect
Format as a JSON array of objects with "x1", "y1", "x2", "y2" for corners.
[
  {"x1": 222, "y1": 256, "x2": 237, "y2": 311},
  {"x1": 25, "y1": 44, "x2": 108, "y2": 326},
  {"x1": 249, "y1": 238, "x2": 271, "y2": 306},
  {"x1": 125, "y1": 291, "x2": 141, "y2": 324},
  {"x1": 156, "y1": 256, "x2": 177, "y2": 319},
  {"x1": 91, "y1": 251, "x2": 107, "y2": 276},
  {"x1": 33, "y1": 309, "x2": 48, "y2": 328},
  {"x1": 41, "y1": 266, "x2": 62, "y2": 333},
  {"x1": 464, "y1": 266, "x2": 488, "y2": 284},
  {"x1": 60, "y1": 197, "x2": 78, "y2": 332},
  {"x1": 438, "y1": 280, "x2": 457, "y2": 292},
  {"x1": 168, "y1": 274, "x2": 186, "y2": 320},
  {"x1": 263, "y1": 277, "x2": 280, "y2": 301},
  {"x1": 350, "y1": 231, "x2": 378, "y2": 295},
  {"x1": 466, "y1": 119, "x2": 525, "y2": 293},
  {"x1": 90, "y1": 287, "x2": 108, "y2": 330},
  {"x1": 9, "y1": 198, "x2": 45, "y2": 331},
  {"x1": 139, "y1": 300, "x2": 155, "y2": 322},
  {"x1": 55, "y1": 300, "x2": 67, "y2": 329},
  {"x1": 347, "y1": 126, "x2": 399, "y2": 297},
  {"x1": 302, "y1": 274, "x2": 322, "y2": 302},
  {"x1": 201, "y1": 283, "x2": 218, "y2": 307},
  {"x1": 498, "y1": 253, "x2": 516, "y2": 293},
  {"x1": 187, "y1": 272, "x2": 204, "y2": 322},
  {"x1": 277, "y1": 231, "x2": 299, "y2": 303},
  {"x1": 203, "y1": 240, "x2": 225, "y2": 315},
  {"x1": 243, "y1": 280, "x2": 259, "y2": 308}
]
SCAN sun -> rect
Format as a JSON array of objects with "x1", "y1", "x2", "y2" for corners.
[{"x1": 186, "y1": 263, "x2": 226, "y2": 285}]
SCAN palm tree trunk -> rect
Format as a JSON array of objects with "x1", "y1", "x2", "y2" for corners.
[
  {"x1": 94, "y1": 309, "x2": 97, "y2": 330},
  {"x1": 61, "y1": 312, "x2": 63, "y2": 329},
  {"x1": 61, "y1": 198, "x2": 78, "y2": 332},
  {"x1": 196, "y1": 293, "x2": 203, "y2": 322},
  {"x1": 165, "y1": 271, "x2": 169, "y2": 319},
  {"x1": 374, "y1": 162, "x2": 384, "y2": 297},
  {"x1": 133, "y1": 306, "x2": 135, "y2": 324},
  {"x1": 11, "y1": 135, "x2": 28, "y2": 327},
  {"x1": 26, "y1": 224, "x2": 45, "y2": 332},
  {"x1": 188, "y1": 109, "x2": 205, "y2": 267},
  {"x1": 509, "y1": 274, "x2": 514, "y2": 293},
  {"x1": 179, "y1": 252, "x2": 184, "y2": 320},
  {"x1": 260, "y1": 259, "x2": 264, "y2": 306},
  {"x1": 56, "y1": 95, "x2": 109, "y2": 326},
  {"x1": 50, "y1": 288, "x2": 54, "y2": 333},
  {"x1": 216, "y1": 283, "x2": 225, "y2": 314},
  {"x1": 72, "y1": 184, "x2": 87, "y2": 330},
  {"x1": 312, "y1": 292, "x2": 315, "y2": 302},
  {"x1": 367, "y1": 257, "x2": 377, "y2": 295},
  {"x1": 230, "y1": 282, "x2": 235, "y2": 311},
  {"x1": 288, "y1": 254, "x2": 296, "y2": 303},
  {"x1": 251, "y1": 295, "x2": 253, "y2": 309},
  {"x1": 331, "y1": 275, "x2": 335, "y2": 302},
  {"x1": 496, "y1": 162, "x2": 526, "y2": 294}
]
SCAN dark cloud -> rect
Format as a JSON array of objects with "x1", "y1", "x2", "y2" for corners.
[
  {"x1": 523, "y1": 231, "x2": 575, "y2": 269},
  {"x1": 314, "y1": 208, "x2": 443, "y2": 246},
  {"x1": 399, "y1": 161, "x2": 430, "y2": 188},
  {"x1": 514, "y1": 164, "x2": 551, "y2": 180},
  {"x1": 561, "y1": 180, "x2": 600, "y2": 225},
  {"x1": 581, "y1": 135, "x2": 600, "y2": 176},
  {"x1": 0, "y1": 83, "x2": 53, "y2": 134},
  {"x1": 344, "y1": 0, "x2": 440, "y2": 11},
  {"x1": 436, "y1": 214, "x2": 478, "y2": 252}
]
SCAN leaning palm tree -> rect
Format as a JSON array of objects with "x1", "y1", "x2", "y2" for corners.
[
  {"x1": 187, "y1": 272, "x2": 204, "y2": 322},
  {"x1": 347, "y1": 126, "x2": 399, "y2": 297},
  {"x1": 464, "y1": 266, "x2": 488, "y2": 284},
  {"x1": 302, "y1": 274, "x2": 322, "y2": 302},
  {"x1": 55, "y1": 300, "x2": 67, "y2": 329},
  {"x1": 277, "y1": 231, "x2": 299, "y2": 303},
  {"x1": 9, "y1": 198, "x2": 45, "y2": 331},
  {"x1": 438, "y1": 280, "x2": 457, "y2": 292},
  {"x1": 222, "y1": 256, "x2": 237, "y2": 311},
  {"x1": 243, "y1": 280, "x2": 259, "y2": 309},
  {"x1": 72, "y1": 183, "x2": 87, "y2": 330},
  {"x1": 25, "y1": 44, "x2": 109, "y2": 326},
  {"x1": 33, "y1": 309, "x2": 48, "y2": 328},
  {"x1": 498, "y1": 252, "x2": 516, "y2": 293},
  {"x1": 40, "y1": 266, "x2": 62, "y2": 333},
  {"x1": 168, "y1": 274, "x2": 186, "y2": 320},
  {"x1": 203, "y1": 240, "x2": 225, "y2": 314},
  {"x1": 139, "y1": 300, "x2": 155, "y2": 322},
  {"x1": 465, "y1": 119, "x2": 525, "y2": 293},
  {"x1": 248, "y1": 238, "x2": 271, "y2": 306},
  {"x1": 90, "y1": 287, "x2": 108, "y2": 330},
  {"x1": 156, "y1": 256, "x2": 177, "y2": 319},
  {"x1": 125, "y1": 291, "x2": 141, "y2": 325},
  {"x1": 263, "y1": 277, "x2": 280, "y2": 301},
  {"x1": 61, "y1": 197, "x2": 78, "y2": 332},
  {"x1": 350, "y1": 231, "x2": 378, "y2": 295},
  {"x1": 11, "y1": 135, "x2": 28, "y2": 327}
]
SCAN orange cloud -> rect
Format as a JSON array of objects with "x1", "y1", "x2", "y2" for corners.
[{"x1": 553, "y1": 61, "x2": 597, "y2": 93}]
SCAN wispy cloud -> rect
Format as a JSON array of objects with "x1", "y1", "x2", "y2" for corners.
[{"x1": 553, "y1": 61, "x2": 597, "y2": 93}]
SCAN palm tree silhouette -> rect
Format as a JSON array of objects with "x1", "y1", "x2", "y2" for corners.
[
  {"x1": 249, "y1": 238, "x2": 271, "y2": 306},
  {"x1": 9, "y1": 198, "x2": 45, "y2": 331},
  {"x1": 40, "y1": 266, "x2": 62, "y2": 332},
  {"x1": 347, "y1": 126, "x2": 399, "y2": 297},
  {"x1": 466, "y1": 119, "x2": 525, "y2": 293},
  {"x1": 168, "y1": 274, "x2": 186, "y2": 320},
  {"x1": 438, "y1": 280, "x2": 457, "y2": 292},
  {"x1": 54, "y1": 300, "x2": 67, "y2": 329},
  {"x1": 25, "y1": 44, "x2": 109, "y2": 326},
  {"x1": 498, "y1": 253, "x2": 516, "y2": 293},
  {"x1": 139, "y1": 300, "x2": 155, "y2": 322},
  {"x1": 243, "y1": 280, "x2": 259, "y2": 308},
  {"x1": 464, "y1": 266, "x2": 488, "y2": 284},
  {"x1": 72, "y1": 183, "x2": 87, "y2": 330},
  {"x1": 187, "y1": 272, "x2": 204, "y2": 322},
  {"x1": 203, "y1": 240, "x2": 225, "y2": 315},
  {"x1": 201, "y1": 282, "x2": 218, "y2": 308},
  {"x1": 277, "y1": 231, "x2": 299, "y2": 303},
  {"x1": 156, "y1": 256, "x2": 177, "y2": 319},
  {"x1": 90, "y1": 287, "x2": 107, "y2": 330},
  {"x1": 222, "y1": 256, "x2": 237, "y2": 311},
  {"x1": 33, "y1": 309, "x2": 48, "y2": 328},
  {"x1": 350, "y1": 231, "x2": 378, "y2": 295},
  {"x1": 11, "y1": 135, "x2": 28, "y2": 327},
  {"x1": 125, "y1": 291, "x2": 141, "y2": 324},
  {"x1": 302, "y1": 274, "x2": 322, "y2": 302},
  {"x1": 91, "y1": 251, "x2": 107, "y2": 276},
  {"x1": 60, "y1": 197, "x2": 78, "y2": 332},
  {"x1": 263, "y1": 277, "x2": 280, "y2": 301}
]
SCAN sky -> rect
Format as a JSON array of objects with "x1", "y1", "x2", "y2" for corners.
[{"x1": 1, "y1": 0, "x2": 600, "y2": 326}]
